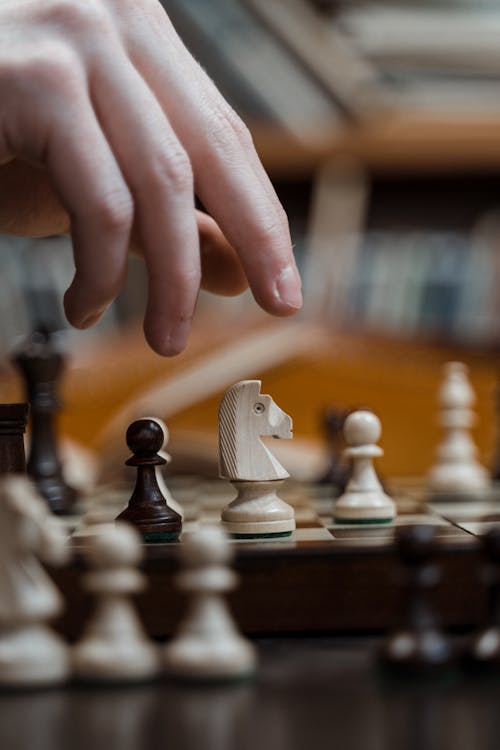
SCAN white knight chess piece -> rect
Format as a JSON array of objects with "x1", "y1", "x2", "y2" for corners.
[{"x1": 219, "y1": 380, "x2": 295, "y2": 537}]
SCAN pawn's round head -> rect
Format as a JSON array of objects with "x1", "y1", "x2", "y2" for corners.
[
  {"x1": 87, "y1": 522, "x2": 143, "y2": 568},
  {"x1": 181, "y1": 525, "x2": 232, "y2": 568},
  {"x1": 344, "y1": 410, "x2": 381, "y2": 446},
  {"x1": 126, "y1": 418, "x2": 164, "y2": 454}
]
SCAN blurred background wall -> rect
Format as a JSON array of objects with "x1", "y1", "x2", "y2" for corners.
[{"x1": 1, "y1": 0, "x2": 500, "y2": 478}]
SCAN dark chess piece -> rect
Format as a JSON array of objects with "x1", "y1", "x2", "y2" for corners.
[
  {"x1": 491, "y1": 378, "x2": 500, "y2": 481},
  {"x1": 379, "y1": 525, "x2": 453, "y2": 674},
  {"x1": 467, "y1": 528, "x2": 500, "y2": 668},
  {"x1": 117, "y1": 418, "x2": 182, "y2": 542},
  {"x1": 317, "y1": 406, "x2": 351, "y2": 495},
  {"x1": 11, "y1": 329, "x2": 78, "y2": 515},
  {"x1": 0, "y1": 403, "x2": 29, "y2": 475}
]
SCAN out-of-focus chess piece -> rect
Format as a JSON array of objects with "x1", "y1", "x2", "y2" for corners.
[
  {"x1": 0, "y1": 475, "x2": 70, "y2": 687},
  {"x1": 73, "y1": 522, "x2": 160, "y2": 682},
  {"x1": 12, "y1": 328, "x2": 78, "y2": 514},
  {"x1": 0, "y1": 402, "x2": 29, "y2": 475},
  {"x1": 467, "y1": 528, "x2": 500, "y2": 669},
  {"x1": 427, "y1": 362, "x2": 489, "y2": 498},
  {"x1": 490, "y1": 375, "x2": 500, "y2": 482},
  {"x1": 379, "y1": 525, "x2": 453, "y2": 674},
  {"x1": 317, "y1": 406, "x2": 352, "y2": 496},
  {"x1": 164, "y1": 525, "x2": 256, "y2": 681}
]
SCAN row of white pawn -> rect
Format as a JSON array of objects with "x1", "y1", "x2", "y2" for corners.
[
  {"x1": 334, "y1": 361, "x2": 490, "y2": 524},
  {"x1": 0, "y1": 476, "x2": 255, "y2": 688}
]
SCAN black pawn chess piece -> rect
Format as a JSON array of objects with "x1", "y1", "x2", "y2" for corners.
[
  {"x1": 467, "y1": 528, "x2": 500, "y2": 668},
  {"x1": 11, "y1": 329, "x2": 78, "y2": 515},
  {"x1": 0, "y1": 403, "x2": 29, "y2": 475},
  {"x1": 379, "y1": 525, "x2": 453, "y2": 674},
  {"x1": 117, "y1": 419, "x2": 182, "y2": 542}
]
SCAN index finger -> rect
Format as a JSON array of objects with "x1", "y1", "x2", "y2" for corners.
[{"x1": 119, "y1": 13, "x2": 303, "y2": 315}]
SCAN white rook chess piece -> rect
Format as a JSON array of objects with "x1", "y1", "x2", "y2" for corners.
[
  {"x1": 334, "y1": 410, "x2": 395, "y2": 524},
  {"x1": 164, "y1": 525, "x2": 256, "y2": 681},
  {"x1": 219, "y1": 380, "x2": 295, "y2": 538},
  {"x1": 0, "y1": 475, "x2": 70, "y2": 687},
  {"x1": 428, "y1": 362, "x2": 489, "y2": 496},
  {"x1": 72, "y1": 522, "x2": 160, "y2": 682}
]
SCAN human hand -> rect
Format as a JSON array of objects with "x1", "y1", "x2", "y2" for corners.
[{"x1": 0, "y1": 0, "x2": 302, "y2": 354}]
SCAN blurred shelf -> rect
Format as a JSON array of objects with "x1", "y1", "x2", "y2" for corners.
[{"x1": 251, "y1": 112, "x2": 500, "y2": 177}]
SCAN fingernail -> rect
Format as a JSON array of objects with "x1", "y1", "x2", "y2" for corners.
[
  {"x1": 79, "y1": 313, "x2": 101, "y2": 328},
  {"x1": 162, "y1": 319, "x2": 191, "y2": 355},
  {"x1": 276, "y1": 265, "x2": 303, "y2": 310},
  {"x1": 77, "y1": 307, "x2": 108, "y2": 329}
]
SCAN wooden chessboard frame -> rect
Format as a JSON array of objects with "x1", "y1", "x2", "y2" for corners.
[{"x1": 50, "y1": 480, "x2": 498, "y2": 641}]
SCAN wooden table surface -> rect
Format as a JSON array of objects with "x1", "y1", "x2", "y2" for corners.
[{"x1": 0, "y1": 636, "x2": 498, "y2": 750}]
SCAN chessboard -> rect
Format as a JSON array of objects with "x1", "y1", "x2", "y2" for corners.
[{"x1": 52, "y1": 476, "x2": 500, "y2": 641}]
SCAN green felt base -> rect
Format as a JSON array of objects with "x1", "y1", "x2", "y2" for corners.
[
  {"x1": 143, "y1": 531, "x2": 181, "y2": 542},
  {"x1": 230, "y1": 530, "x2": 293, "y2": 540},
  {"x1": 335, "y1": 517, "x2": 394, "y2": 525}
]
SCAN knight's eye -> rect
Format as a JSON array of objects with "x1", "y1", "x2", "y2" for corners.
[{"x1": 253, "y1": 402, "x2": 265, "y2": 414}]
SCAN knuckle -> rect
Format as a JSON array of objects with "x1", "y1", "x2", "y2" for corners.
[
  {"x1": 25, "y1": 43, "x2": 81, "y2": 92},
  {"x1": 146, "y1": 149, "x2": 193, "y2": 193},
  {"x1": 206, "y1": 106, "x2": 254, "y2": 153},
  {"x1": 254, "y1": 216, "x2": 288, "y2": 250},
  {"x1": 92, "y1": 190, "x2": 133, "y2": 235},
  {"x1": 44, "y1": 0, "x2": 110, "y2": 35}
]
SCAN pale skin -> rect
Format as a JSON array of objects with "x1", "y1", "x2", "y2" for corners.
[{"x1": 0, "y1": 0, "x2": 302, "y2": 355}]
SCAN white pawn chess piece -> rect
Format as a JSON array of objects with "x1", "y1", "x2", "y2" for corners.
[
  {"x1": 72, "y1": 522, "x2": 160, "y2": 682},
  {"x1": 164, "y1": 525, "x2": 256, "y2": 681},
  {"x1": 428, "y1": 362, "x2": 489, "y2": 495},
  {"x1": 0, "y1": 475, "x2": 70, "y2": 686},
  {"x1": 334, "y1": 411, "x2": 395, "y2": 524},
  {"x1": 148, "y1": 417, "x2": 184, "y2": 520},
  {"x1": 219, "y1": 380, "x2": 295, "y2": 538}
]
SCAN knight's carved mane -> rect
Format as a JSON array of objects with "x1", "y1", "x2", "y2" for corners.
[{"x1": 218, "y1": 380, "x2": 258, "y2": 479}]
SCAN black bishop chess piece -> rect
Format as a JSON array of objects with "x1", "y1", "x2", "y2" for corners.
[
  {"x1": 117, "y1": 418, "x2": 182, "y2": 542},
  {"x1": 11, "y1": 328, "x2": 78, "y2": 515},
  {"x1": 379, "y1": 525, "x2": 453, "y2": 674},
  {"x1": 466, "y1": 528, "x2": 500, "y2": 670}
]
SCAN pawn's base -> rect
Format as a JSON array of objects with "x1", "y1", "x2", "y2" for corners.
[
  {"x1": 466, "y1": 627, "x2": 500, "y2": 670},
  {"x1": 334, "y1": 490, "x2": 396, "y2": 525},
  {"x1": 335, "y1": 517, "x2": 394, "y2": 525},
  {"x1": 231, "y1": 530, "x2": 293, "y2": 539},
  {"x1": 143, "y1": 530, "x2": 181, "y2": 542},
  {"x1": 0, "y1": 625, "x2": 69, "y2": 687},
  {"x1": 164, "y1": 638, "x2": 256, "y2": 683},
  {"x1": 116, "y1": 507, "x2": 182, "y2": 544},
  {"x1": 73, "y1": 641, "x2": 160, "y2": 683},
  {"x1": 379, "y1": 629, "x2": 454, "y2": 675}
]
